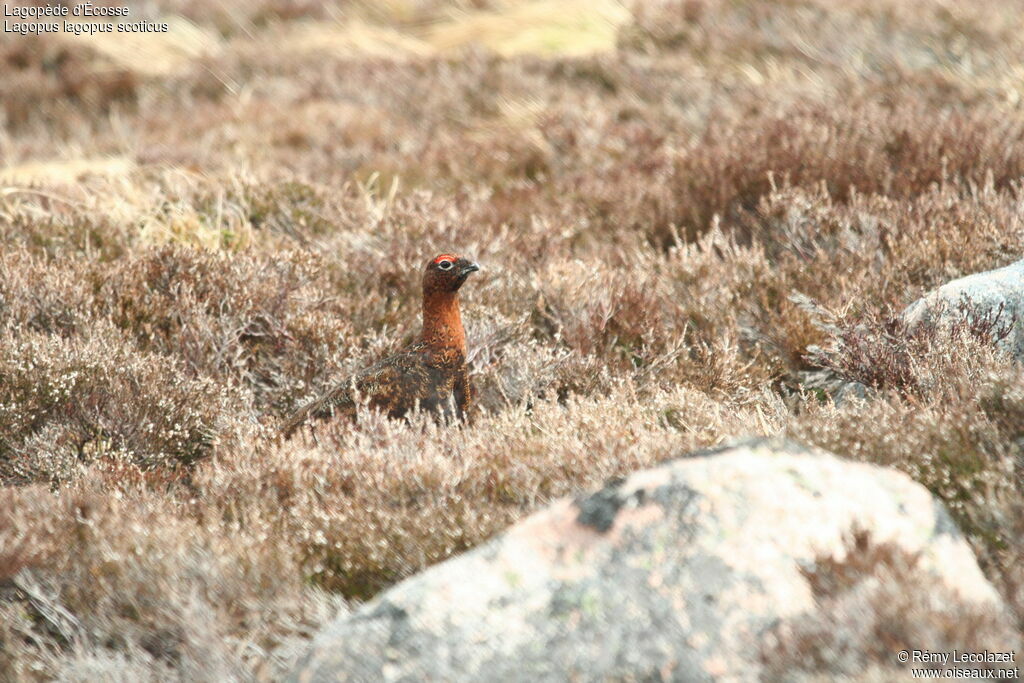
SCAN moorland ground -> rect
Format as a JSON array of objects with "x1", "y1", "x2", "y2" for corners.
[{"x1": 2, "y1": 0, "x2": 1024, "y2": 678}]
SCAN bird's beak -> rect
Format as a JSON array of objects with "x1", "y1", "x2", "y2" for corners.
[{"x1": 460, "y1": 262, "x2": 480, "y2": 277}]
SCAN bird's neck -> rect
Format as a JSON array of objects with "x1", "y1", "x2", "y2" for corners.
[{"x1": 422, "y1": 290, "x2": 466, "y2": 361}]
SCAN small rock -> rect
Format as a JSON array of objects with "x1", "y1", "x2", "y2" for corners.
[
  {"x1": 903, "y1": 259, "x2": 1024, "y2": 360},
  {"x1": 799, "y1": 368, "x2": 870, "y2": 406}
]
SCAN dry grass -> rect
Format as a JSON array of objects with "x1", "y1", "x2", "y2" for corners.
[{"x1": 2, "y1": 0, "x2": 1024, "y2": 678}]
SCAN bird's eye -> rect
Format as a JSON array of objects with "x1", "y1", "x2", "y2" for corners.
[{"x1": 437, "y1": 260, "x2": 453, "y2": 271}]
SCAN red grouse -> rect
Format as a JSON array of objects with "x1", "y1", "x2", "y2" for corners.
[{"x1": 282, "y1": 254, "x2": 480, "y2": 437}]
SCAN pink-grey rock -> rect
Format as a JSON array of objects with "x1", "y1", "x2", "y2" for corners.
[
  {"x1": 289, "y1": 439, "x2": 1005, "y2": 682},
  {"x1": 903, "y1": 258, "x2": 1024, "y2": 359}
]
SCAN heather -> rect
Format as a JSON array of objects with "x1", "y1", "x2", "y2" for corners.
[{"x1": 1, "y1": 0, "x2": 1023, "y2": 678}]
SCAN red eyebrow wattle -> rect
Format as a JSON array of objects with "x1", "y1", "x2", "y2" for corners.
[{"x1": 433, "y1": 254, "x2": 458, "y2": 264}]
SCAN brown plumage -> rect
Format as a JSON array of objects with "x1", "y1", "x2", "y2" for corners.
[{"x1": 282, "y1": 253, "x2": 480, "y2": 438}]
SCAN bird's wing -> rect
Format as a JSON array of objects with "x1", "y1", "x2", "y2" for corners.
[
  {"x1": 280, "y1": 378, "x2": 356, "y2": 439},
  {"x1": 280, "y1": 350, "x2": 420, "y2": 438}
]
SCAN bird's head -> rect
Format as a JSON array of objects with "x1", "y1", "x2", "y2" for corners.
[{"x1": 423, "y1": 253, "x2": 480, "y2": 294}]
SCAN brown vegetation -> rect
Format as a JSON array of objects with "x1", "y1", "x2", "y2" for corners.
[{"x1": 2, "y1": 0, "x2": 1024, "y2": 677}]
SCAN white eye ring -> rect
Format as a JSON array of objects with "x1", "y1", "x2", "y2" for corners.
[{"x1": 437, "y1": 260, "x2": 454, "y2": 271}]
